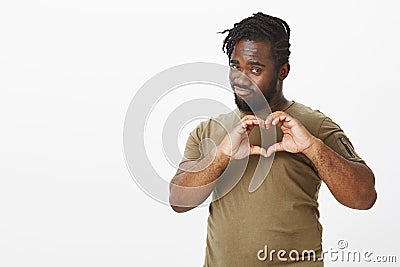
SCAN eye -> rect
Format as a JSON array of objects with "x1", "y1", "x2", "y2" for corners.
[
  {"x1": 251, "y1": 67, "x2": 262, "y2": 74},
  {"x1": 230, "y1": 64, "x2": 240, "y2": 70}
]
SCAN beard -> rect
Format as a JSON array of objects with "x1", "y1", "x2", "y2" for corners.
[{"x1": 234, "y1": 74, "x2": 279, "y2": 114}]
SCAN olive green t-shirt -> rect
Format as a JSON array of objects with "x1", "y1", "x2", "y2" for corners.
[{"x1": 181, "y1": 102, "x2": 365, "y2": 267}]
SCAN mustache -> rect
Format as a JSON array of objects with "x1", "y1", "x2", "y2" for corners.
[{"x1": 231, "y1": 84, "x2": 254, "y2": 92}]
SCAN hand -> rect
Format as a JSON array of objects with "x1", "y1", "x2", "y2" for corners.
[
  {"x1": 218, "y1": 115, "x2": 268, "y2": 159},
  {"x1": 265, "y1": 111, "x2": 318, "y2": 157}
]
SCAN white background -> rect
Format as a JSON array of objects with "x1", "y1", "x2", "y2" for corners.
[{"x1": 1, "y1": 1, "x2": 399, "y2": 266}]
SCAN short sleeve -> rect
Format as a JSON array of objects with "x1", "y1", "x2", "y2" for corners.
[
  {"x1": 318, "y1": 117, "x2": 365, "y2": 164},
  {"x1": 181, "y1": 125, "x2": 202, "y2": 163}
]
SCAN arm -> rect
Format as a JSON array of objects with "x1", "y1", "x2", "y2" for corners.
[
  {"x1": 265, "y1": 111, "x2": 377, "y2": 210},
  {"x1": 169, "y1": 148, "x2": 230, "y2": 213},
  {"x1": 169, "y1": 115, "x2": 268, "y2": 213},
  {"x1": 303, "y1": 138, "x2": 376, "y2": 210}
]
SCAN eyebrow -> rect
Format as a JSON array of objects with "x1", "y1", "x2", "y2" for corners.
[
  {"x1": 229, "y1": 59, "x2": 266, "y2": 67},
  {"x1": 247, "y1": 60, "x2": 266, "y2": 67}
]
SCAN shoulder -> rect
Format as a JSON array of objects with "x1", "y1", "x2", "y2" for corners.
[
  {"x1": 285, "y1": 102, "x2": 328, "y2": 136},
  {"x1": 192, "y1": 109, "x2": 240, "y2": 140},
  {"x1": 286, "y1": 102, "x2": 327, "y2": 121}
]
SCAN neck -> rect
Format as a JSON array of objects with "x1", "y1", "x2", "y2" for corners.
[
  {"x1": 244, "y1": 96, "x2": 292, "y2": 119},
  {"x1": 269, "y1": 94, "x2": 292, "y2": 112},
  {"x1": 268, "y1": 81, "x2": 292, "y2": 112}
]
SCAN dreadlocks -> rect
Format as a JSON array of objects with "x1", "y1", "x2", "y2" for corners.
[{"x1": 220, "y1": 12, "x2": 291, "y2": 69}]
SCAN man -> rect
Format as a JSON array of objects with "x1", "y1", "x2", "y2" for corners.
[{"x1": 169, "y1": 12, "x2": 377, "y2": 266}]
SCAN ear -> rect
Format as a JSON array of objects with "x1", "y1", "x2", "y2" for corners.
[{"x1": 278, "y1": 63, "x2": 290, "y2": 81}]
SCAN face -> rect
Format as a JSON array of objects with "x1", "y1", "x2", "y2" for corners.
[{"x1": 229, "y1": 39, "x2": 280, "y2": 114}]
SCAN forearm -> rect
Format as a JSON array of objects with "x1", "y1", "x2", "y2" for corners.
[
  {"x1": 303, "y1": 138, "x2": 377, "y2": 210},
  {"x1": 169, "y1": 148, "x2": 230, "y2": 212}
]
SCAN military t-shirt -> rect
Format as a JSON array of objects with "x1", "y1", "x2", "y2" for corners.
[{"x1": 181, "y1": 102, "x2": 365, "y2": 267}]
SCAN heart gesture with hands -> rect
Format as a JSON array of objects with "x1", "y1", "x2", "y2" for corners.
[
  {"x1": 218, "y1": 111, "x2": 317, "y2": 159},
  {"x1": 264, "y1": 111, "x2": 317, "y2": 157},
  {"x1": 218, "y1": 115, "x2": 268, "y2": 159}
]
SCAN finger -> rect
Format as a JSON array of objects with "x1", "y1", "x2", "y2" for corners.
[
  {"x1": 240, "y1": 119, "x2": 265, "y2": 132},
  {"x1": 272, "y1": 113, "x2": 289, "y2": 126},
  {"x1": 266, "y1": 142, "x2": 284, "y2": 157},
  {"x1": 265, "y1": 111, "x2": 284, "y2": 128},
  {"x1": 241, "y1": 115, "x2": 266, "y2": 125},
  {"x1": 242, "y1": 119, "x2": 262, "y2": 128},
  {"x1": 272, "y1": 116, "x2": 287, "y2": 128},
  {"x1": 269, "y1": 113, "x2": 296, "y2": 128},
  {"x1": 249, "y1": 145, "x2": 268, "y2": 158},
  {"x1": 241, "y1": 115, "x2": 259, "y2": 121}
]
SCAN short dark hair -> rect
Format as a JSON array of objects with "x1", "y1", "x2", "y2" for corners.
[{"x1": 220, "y1": 12, "x2": 291, "y2": 68}]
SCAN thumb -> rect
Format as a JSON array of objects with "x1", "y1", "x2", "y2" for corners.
[
  {"x1": 249, "y1": 145, "x2": 268, "y2": 158},
  {"x1": 266, "y1": 143, "x2": 284, "y2": 157}
]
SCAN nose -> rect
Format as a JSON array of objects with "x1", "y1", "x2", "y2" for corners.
[{"x1": 230, "y1": 69, "x2": 252, "y2": 88}]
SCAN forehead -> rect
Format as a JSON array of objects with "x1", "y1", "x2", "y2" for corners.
[{"x1": 231, "y1": 39, "x2": 272, "y2": 61}]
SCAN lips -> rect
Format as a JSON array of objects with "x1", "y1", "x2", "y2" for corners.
[{"x1": 234, "y1": 86, "x2": 253, "y2": 97}]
